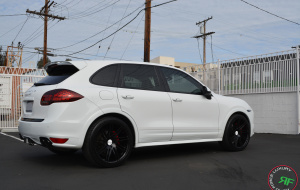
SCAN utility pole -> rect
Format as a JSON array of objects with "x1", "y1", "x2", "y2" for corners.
[
  {"x1": 26, "y1": 1, "x2": 65, "y2": 66},
  {"x1": 5, "y1": 42, "x2": 23, "y2": 67},
  {"x1": 144, "y1": 0, "x2": 151, "y2": 62},
  {"x1": 192, "y1": 16, "x2": 215, "y2": 69}
]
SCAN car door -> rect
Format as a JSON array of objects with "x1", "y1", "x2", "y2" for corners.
[
  {"x1": 159, "y1": 67, "x2": 219, "y2": 141},
  {"x1": 117, "y1": 64, "x2": 173, "y2": 143}
]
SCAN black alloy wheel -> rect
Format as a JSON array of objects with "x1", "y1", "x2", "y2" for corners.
[
  {"x1": 83, "y1": 117, "x2": 133, "y2": 168},
  {"x1": 220, "y1": 114, "x2": 250, "y2": 151}
]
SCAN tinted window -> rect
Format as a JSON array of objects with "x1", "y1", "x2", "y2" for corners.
[
  {"x1": 121, "y1": 64, "x2": 161, "y2": 91},
  {"x1": 91, "y1": 64, "x2": 118, "y2": 87},
  {"x1": 35, "y1": 65, "x2": 78, "y2": 86},
  {"x1": 160, "y1": 67, "x2": 203, "y2": 94}
]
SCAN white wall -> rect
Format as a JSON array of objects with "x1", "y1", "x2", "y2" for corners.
[{"x1": 227, "y1": 92, "x2": 298, "y2": 134}]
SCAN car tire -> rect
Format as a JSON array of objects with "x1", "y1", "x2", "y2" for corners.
[
  {"x1": 48, "y1": 147, "x2": 78, "y2": 155},
  {"x1": 220, "y1": 114, "x2": 250, "y2": 151},
  {"x1": 83, "y1": 117, "x2": 134, "y2": 168}
]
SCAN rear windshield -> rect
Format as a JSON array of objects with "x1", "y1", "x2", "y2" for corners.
[{"x1": 34, "y1": 65, "x2": 78, "y2": 86}]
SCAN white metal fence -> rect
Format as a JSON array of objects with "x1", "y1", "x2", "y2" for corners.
[
  {"x1": 188, "y1": 49, "x2": 300, "y2": 95},
  {"x1": 0, "y1": 49, "x2": 299, "y2": 130},
  {"x1": 0, "y1": 67, "x2": 46, "y2": 130}
]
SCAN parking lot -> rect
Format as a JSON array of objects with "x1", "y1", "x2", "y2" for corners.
[{"x1": 0, "y1": 132, "x2": 299, "y2": 190}]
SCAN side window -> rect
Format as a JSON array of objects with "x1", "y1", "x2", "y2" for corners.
[
  {"x1": 90, "y1": 64, "x2": 118, "y2": 87},
  {"x1": 160, "y1": 67, "x2": 203, "y2": 94},
  {"x1": 121, "y1": 64, "x2": 161, "y2": 91}
]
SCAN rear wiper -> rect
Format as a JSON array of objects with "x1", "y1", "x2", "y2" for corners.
[{"x1": 34, "y1": 83, "x2": 49, "y2": 86}]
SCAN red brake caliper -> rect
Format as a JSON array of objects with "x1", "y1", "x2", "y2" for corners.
[{"x1": 112, "y1": 131, "x2": 120, "y2": 145}]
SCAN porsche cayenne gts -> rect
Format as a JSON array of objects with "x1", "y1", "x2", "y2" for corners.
[{"x1": 19, "y1": 61, "x2": 254, "y2": 167}]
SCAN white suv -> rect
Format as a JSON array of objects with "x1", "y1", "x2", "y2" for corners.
[{"x1": 19, "y1": 61, "x2": 254, "y2": 167}]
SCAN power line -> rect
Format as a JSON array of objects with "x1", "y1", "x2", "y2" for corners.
[
  {"x1": 0, "y1": 14, "x2": 27, "y2": 17},
  {"x1": 0, "y1": 20, "x2": 26, "y2": 38},
  {"x1": 210, "y1": 35, "x2": 214, "y2": 63},
  {"x1": 121, "y1": 14, "x2": 144, "y2": 59},
  {"x1": 96, "y1": 0, "x2": 117, "y2": 56},
  {"x1": 55, "y1": 3, "x2": 145, "y2": 50},
  {"x1": 67, "y1": 8, "x2": 145, "y2": 56},
  {"x1": 158, "y1": 6, "x2": 296, "y2": 44},
  {"x1": 65, "y1": 0, "x2": 177, "y2": 56},
  {"x1": 13, "y1": 17, "x2": 29, "y2": 43},
  {"x1": 196, "y1": 38, "x2": 203, "y2": 64},
  {"x1": 207, "y1": 42, "x2": 248, "y2": 57},
  {"x1": 104, "y1": 0, "x2": 132, "y2": 59},
  {"x1": 23, "y1": 21, "x2": 59, "y2": 46},
  {"x1": 22, "y1": 23, "x2": 45, "y2": 45},
  {"x1": 240, "y1": 0, "x2": 300, "y2": 26},
  {"x1": 68, "y1": 0, "x2": 119, "y2": 20}
]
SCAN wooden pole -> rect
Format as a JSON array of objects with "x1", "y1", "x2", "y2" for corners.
[
  {"x1": 144, "y1": 0, "x2": 151, "y2": 62},
  {"x1": 43, "y1": 0, "x2": 48, "y2": 66}
]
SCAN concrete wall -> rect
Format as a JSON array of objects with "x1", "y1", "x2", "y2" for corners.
[{"x1": 228, "y1": 92, "x2": 298, "y2": 134}]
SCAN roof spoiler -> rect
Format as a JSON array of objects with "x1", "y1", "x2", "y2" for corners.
[{"x1": 44, "y1": 61, "x2": 87, "y2": 73}]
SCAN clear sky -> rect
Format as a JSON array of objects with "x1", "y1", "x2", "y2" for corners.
[{"x1": 0, "y1": 0, "x2": 299, "y2": 67}]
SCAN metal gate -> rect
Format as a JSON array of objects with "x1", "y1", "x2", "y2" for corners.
[{"x1": 0, "y1": 67, "x2": 46, "y2": 131}]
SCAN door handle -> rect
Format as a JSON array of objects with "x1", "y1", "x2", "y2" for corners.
[
  {"x1": 122, "y1": 95, "x2": 134, "y2": 99},
  {"x1": 172, "y1": 98, "x2": 182, "y2": 102}
]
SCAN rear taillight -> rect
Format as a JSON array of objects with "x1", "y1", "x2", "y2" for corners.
[
  {"x1": 41, "y1": 89, "x2": 83, "y2": 106},
  {"x1": 49, "y1": 138, "x2": 68, "y2": 144}
]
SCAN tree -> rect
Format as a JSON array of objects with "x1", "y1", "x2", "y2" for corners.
[
  {"x1": 0, "y1": 46, "x2": 6, "y2": 66},
  {"x1": 65, "y1": 58, "x2": 72, "y2": 61},
  {"x1": 37, "y1": 56, "x2": 51, "y2": 69}
]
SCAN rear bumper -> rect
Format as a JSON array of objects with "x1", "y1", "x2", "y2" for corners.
[
  {"x1": 18, "y1": 98, "x2": 101, "y2": 149},
  {"x1": 18, "y1": 120, "x2": 82, "y2": 149}
]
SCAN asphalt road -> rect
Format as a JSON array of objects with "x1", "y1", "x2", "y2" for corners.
[{"x1": 0, "y1": 133, "x2": 299, "y2": 190}]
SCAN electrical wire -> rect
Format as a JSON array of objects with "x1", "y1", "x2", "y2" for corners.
[
  {"x1": 104, "y1": 0, "x2": 132, "y2": 59},
  {"x1": 55, "y1": 3, "x2": 145, "y2": 50},
  {"x1": 0, "y1": 14, "x2": 27, "y2": 17},
  {"x1": 22, "y1": 23, "x2": 45, "y2": 45},
  {"x1": 96, "y1": 1, "x2": 117, "y2": 56},
  {"x1": 196, "y1": 38, "x2": 203, "y2": 64},
  {"x1": 240, "y1": 0, "x2": 300, "y2": 26},
  {"x1": 158, "y1": 5, "x2": 295, "y2": 44},
  {"x1": 23, "y1": 21, "x2": 59, "y2": 46},
  {"x1": 13, "y1": 17, "x2": 29, "y2": 43},
  {"x1": 68, "y1": 1, "x2": 118, "y2": 20},
  {"x1": 210, "y1": 35, "x2": 214, "y2": 63},
  {"x1": 65, "y1": 0, "x2": 177, "y2": 56},
  {"x1": 0, "y1": 20, "x2": 27, "y2": 39},
  {"x1": 120, "y1": 14, "x2": 144, "y2": 59},
  {"x1": 207, "y1": 42, "x2": 248, "y2": 57},
  {"x1": 23, "y1": 52, "x2": 38, "y2": 63}
]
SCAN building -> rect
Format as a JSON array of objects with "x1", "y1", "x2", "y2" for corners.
[{"x1": 150, "y1": 56, "x2": 217, "y2": 72}]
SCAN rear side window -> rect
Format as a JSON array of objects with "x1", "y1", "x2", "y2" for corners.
[
  {"x1": 90, "y1": 64, "x2": 118, "y2": 87},
  {"x1": 121, "y1": 64, "x2": 161, "y2": 91},
  {"x1": 35, "y1": 64, "x2": 78, "y2": 86}
]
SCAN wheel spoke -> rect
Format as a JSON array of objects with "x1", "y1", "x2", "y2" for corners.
[
  {"x1": 117, "y1": 144, "x2": 127, "y2": 152},
  {"x1": 115, "y1": 126, "x2": 123, "y2": 135},
  {"x1": 97, "y1": 145, "x2": 107, "y2": 154},
  {"x1": 112, "y1": 147, "x2": 120, "y2": 159},
  {"x1": 232, "y1": 135, "x2": 239, "y2": 147},
  {"x1": 118, "y1": 136, "x2": 128, "y2": 142},
  {"x1": 106, "y1": 147, "x2": 113, "y2": 161},
  {"x1": 237, "y1": 121, "x2": 246, "y2": 131}
]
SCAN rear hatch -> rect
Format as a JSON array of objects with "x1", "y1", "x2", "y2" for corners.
[{"x1": 22, "y1": 61, "x2": 85, "y2": 120}]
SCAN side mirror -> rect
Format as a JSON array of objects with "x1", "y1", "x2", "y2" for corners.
[{"x1": 202, "y1": 86, "x2": 212, "y2": 100}]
